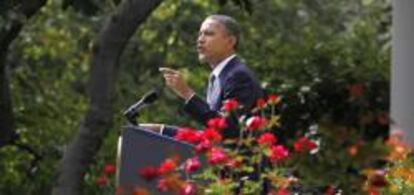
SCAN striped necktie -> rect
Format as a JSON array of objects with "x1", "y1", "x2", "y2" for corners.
[{"x1": 207, "y1": 74, "x2": 217, "y2": 108}]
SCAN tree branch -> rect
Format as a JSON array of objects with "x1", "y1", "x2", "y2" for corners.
[
  {"x1": 52, "y1": 0, "x2": 163, "y2": 194},
  {"x1": 0, "y1": 0, "x2": 47, "y2": 148}
]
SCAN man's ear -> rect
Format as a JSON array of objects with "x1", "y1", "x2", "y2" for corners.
[{"x1": 228, "y1": 36, "x2": 237, "y2": 48}]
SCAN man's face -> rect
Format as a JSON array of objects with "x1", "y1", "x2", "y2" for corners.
[{"x1": 197, "y1": 18, "x2": 235, "y2": 66}]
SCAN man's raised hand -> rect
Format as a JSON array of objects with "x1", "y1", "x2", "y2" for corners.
[{"x1": 159, "y1": 67, "x2": 195, "y2": 101}]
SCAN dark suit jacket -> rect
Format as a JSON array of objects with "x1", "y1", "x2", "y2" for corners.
[{"x1": 163, "y1": 57, "x2": 264, "y2": 138}]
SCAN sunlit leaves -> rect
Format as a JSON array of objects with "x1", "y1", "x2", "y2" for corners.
[
  {"x1": 62, "y1": 0, "x2": 100, "y2": 16},
  {"x1": 217, "y1": 0, "x2": 252, "y2": 13},
  {"x1": 1, "y1": 1, "x2": 94, "y2": 193}
]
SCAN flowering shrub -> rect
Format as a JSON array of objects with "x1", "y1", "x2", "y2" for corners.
[
  {"x1": 97, "y1": 80, "x2": 413, "y2": 194},
  {"x1": 93, "y1": 163, "x2": 117, "y2": 194},
  {"x1": 131, "y1": 96, "x2": 322, "y2": 194},
  {"x1": 364, "y1": 131, "x2": 414, "y2": 194}
]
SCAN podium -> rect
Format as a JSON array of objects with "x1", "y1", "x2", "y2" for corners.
[{"x1": 116, "y1": 126, "x2": 195, "y2": 193}]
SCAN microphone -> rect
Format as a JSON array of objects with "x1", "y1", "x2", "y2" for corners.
[{"x1": 123, "y1": 90, "x2": 159, "y2": 120}]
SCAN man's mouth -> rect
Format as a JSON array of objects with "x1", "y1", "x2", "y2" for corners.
[{"x1": 197, "y1": 46, "x2": 204, "y2": 53}]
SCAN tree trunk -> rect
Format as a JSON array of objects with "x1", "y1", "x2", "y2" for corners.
[
  {"x1": 0, "y1": 0, "x2": 47, "y2": 148},
  {"x1": 52, "y1": 0, "x2": 163, "y2": 194},
  {"x1": 0, "y1": 51, "x2": 15, "y2": 147}
]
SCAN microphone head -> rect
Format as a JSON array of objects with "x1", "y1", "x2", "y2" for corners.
[
  {"x1": 123, "y1": 89, "x2": 159, "y2": 123},
  {"x1": 142, "y1": 90, "x2": 159, "y2": 104}
]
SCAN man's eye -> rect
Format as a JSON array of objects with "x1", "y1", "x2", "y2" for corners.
[
  {"x1": 199, "y1": 30, "x2": 214, "y2": 37},
  {"x1": 205, "y1": 31, "x2": 214, "y2": 36}
]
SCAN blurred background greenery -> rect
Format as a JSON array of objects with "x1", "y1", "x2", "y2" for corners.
[{"x1": 0, "y1": 0, "x2": 391, "y2": 193}]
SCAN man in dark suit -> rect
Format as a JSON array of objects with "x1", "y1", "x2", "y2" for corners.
[
  {"x1": 141, "y1": 15, "x2": 266, "y2": 193},
  {"x1": 144, "y1": 14, "x2": 264, "y2": 138}
]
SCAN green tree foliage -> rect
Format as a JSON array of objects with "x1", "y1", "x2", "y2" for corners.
[
  {"x1": 0, "y1": 0, "x2": 390, "y2": 193},
  {"x1": 1, "y1": 1, "x2": 95, "y2": 193},
  {"x1": 116, "y1": 0, "x2": 390, "y2": 133}
]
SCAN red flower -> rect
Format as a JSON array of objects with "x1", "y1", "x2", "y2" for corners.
[
  {"x1": 133, "y1": 188, "x2": 149, "y2": 195},
  {"x1": 207, "y1": 148, "x2": 229, "y2": 165},
  {"x1": 257, "y1": 132, "x2": 277, "y2": 147},
  {"x1": 348, "y1": 83, "x2": 364, "y2": 99},
  {"x1": 325, "y1": 185, "x2": 336, "y2": 195},
  {"x1": 138, "y1": 166, "x2": 159, "y2": 181},
  {"x1": 180, "y1": 182, "x2": 197, "y2": 195},
  {"x1": 200, "y1": 128, "x2": 222, "y2": 143},
  {"x1": 222, "y1": 99, "x2": 239, "y2": 112},
  {"x1": 207, "y1": 117, "x2": 228, "y2": 130},
  {"x1": 226, "y1": 159, "x2": 242, "y2": 169},
  {"x1": 367, "y1": 187, "x2": 379, "y2": 195},
  {"x1": 377, "y1": 112, "x2": 389, "y2": 125},
  {"x1": 157, "y1": 179, "x2": 169, "y2": 192},
  {"x1": 348, "y1": 145, "x2": 359, "y2": 156},
  {"x1": 195, "y1": 139, "x2": 212, "y2": 153},
  {"x1": 174, "y1": 128, "x2": 201, "y2": 144},
  {"x1": 276, "y1": 187, "x2": 289, "y2": 195},
  {"x1": 294, "y1": 137, "x2": 317, "y2": 153},
  {"x1": 185, "y1": 157, "x2": 201, "y2": 173},
  {"x1": 96, "y1": 175, "x2": 109, "y2": 186},
  {"x1": 269, "y1": 145, "x2": 289, "y2": 162},
  {"x1": 104, "y1": 164, "x2": 116, "y2": 175},
  {"x1": 256, "y1": 98, "x2": 266, "y2": 109},
  {"x1": 116, "y1": 187, "x2": 124, "y2": 195},
  {"x1": 369, "y1": 170, "x2": 388, "y2": 188},
  {"x1": 158, "y1": 159, "x2": 177, "y2": 175},
  {"x1": 267, "y1": 94, "x2": 280, "y2": 105},
  {"x1": 246, "y1": 116, "x2": 268, "y2": 131}
]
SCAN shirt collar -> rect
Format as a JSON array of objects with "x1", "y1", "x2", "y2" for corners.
[{"x1": 211, "y1": 54, "x2": 236, "y2": 78}]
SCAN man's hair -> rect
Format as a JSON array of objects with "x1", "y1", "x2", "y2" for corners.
[{"x1": 207, "y1": 14, "x2": 240, "y2": 49}]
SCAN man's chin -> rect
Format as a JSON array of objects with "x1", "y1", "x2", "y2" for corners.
[{"x1": 198, "y1": 55, "x2": 207, "y2": 63}]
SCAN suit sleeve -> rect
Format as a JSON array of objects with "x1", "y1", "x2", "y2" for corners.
[
  {"x1": 157, "y1": 95, "x2": 216, "y2": 138},
  {"x1": 222, "y1": 71, "x2": 258, "y2": 113},
  {"x1": 160, "y1": 125, "x2": 179, "y2": 137},
  {"x1": 183, "y1": 95, "x2": 218, "y2": 125}
]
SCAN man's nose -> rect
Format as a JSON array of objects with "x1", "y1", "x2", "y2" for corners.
[{"x1": 197, "y1": 35, "x2": 204, "y2": 44}]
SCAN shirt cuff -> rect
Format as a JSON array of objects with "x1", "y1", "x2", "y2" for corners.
[
  {"x1": 159, "y1": 124, "x2": 165, "y2": 135},
  {"x1": 185, "y1": 92, "x2": 196, "y2": 104}
]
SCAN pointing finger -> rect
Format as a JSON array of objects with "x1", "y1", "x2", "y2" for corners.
[{"x1": 159, "y1": 67, "x2": 179, "y2": 74}]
